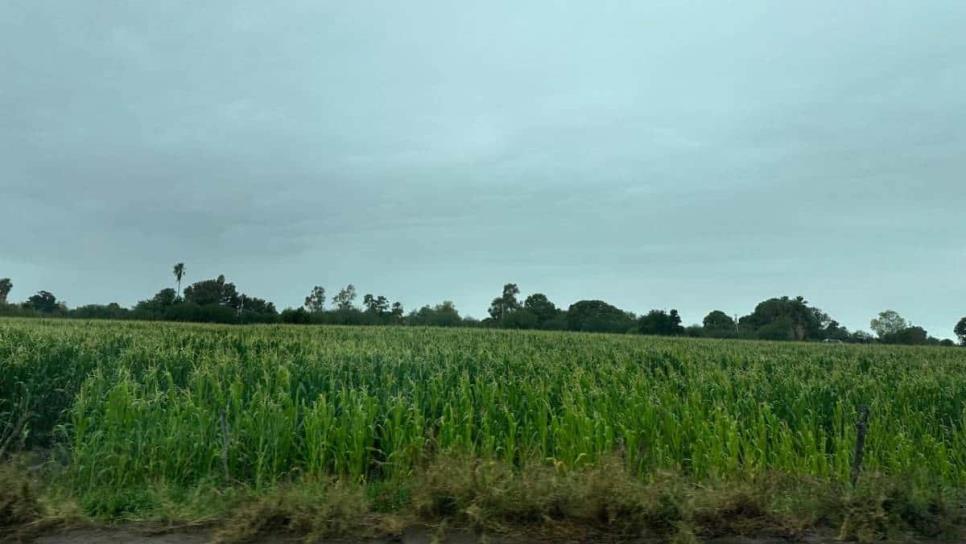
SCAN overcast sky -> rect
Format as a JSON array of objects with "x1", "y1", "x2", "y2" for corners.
[{"x1": 2, "y1": 1, "x2": 964, "y2": 337}]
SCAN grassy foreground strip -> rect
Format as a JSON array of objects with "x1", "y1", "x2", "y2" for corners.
[{"x1": 2, "y1": 319, "x2": 965, "y2": 542}]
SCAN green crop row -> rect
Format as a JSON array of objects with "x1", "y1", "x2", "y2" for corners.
[{"x1": 2, "y1": 318, "x2": 965, "y2": 503}]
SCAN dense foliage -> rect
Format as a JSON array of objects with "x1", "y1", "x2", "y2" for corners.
[{"x1": 0, "y1": 273, "x2": 961, "y2": 345}]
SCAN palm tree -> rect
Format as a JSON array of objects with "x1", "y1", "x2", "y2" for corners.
[{"x1": 173, "y1": 263, "x2": 186, "y2": 299}]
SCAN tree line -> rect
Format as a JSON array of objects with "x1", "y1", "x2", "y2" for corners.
[{"x1": 0, "y1": 267, "x2": 963, "y2": 347}]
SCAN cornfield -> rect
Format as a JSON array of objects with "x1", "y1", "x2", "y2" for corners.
[{"x1": 2, "y1": 318, "x2": 965, "y2": 512}]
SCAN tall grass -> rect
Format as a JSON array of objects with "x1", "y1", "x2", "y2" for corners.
[{"x1": 1, "y1": 318, "x2": 965, "y2": 508}]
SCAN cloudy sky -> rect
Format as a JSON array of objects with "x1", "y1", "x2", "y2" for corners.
[{"x1": 2, "y1": 1, "x2": 964, "y2": 336}]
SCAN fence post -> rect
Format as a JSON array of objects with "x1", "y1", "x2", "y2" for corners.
[{"x1": 850, "y1": 405, "x2": 869, "y2": 487}]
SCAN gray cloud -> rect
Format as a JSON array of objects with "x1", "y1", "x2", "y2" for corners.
[{"x1": 2, "y1": 0, "x2": 964, "y2": 336}]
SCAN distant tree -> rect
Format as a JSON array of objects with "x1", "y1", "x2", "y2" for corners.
[
  {"x1": 390, "y1": 302, "x2": 404, "y2": 323},
  {"x1": 434, "y1": 301, "x2": 463, "y2": 327},
  {"x1": 24, "y1": 291, "x2": 63, "y2": 314},
  {"x1": 638, "y1": 309, "x2": 685, "y2": 336},
  {"x1": 238, "y1": 294, "x2": 276, "y2": 315},
  {"x1": 280, "y1": 307, "x2": 311, "y2": 324},
  {"x1": 70, "y1": 302, "x2": 129, "y2": 320},
  {"x1": 363, "y1": 294, "x2": 390, "y2": 316},
  {"x1": 523, "y1": 293, "x2": 561, "y2": 327},
  {"x1": 136, "y1": 288, "x2": 179, "y2": 312},
  {"x1": 684, "y1": 324, "x2": 705, "y2": 337},
  {"x1": 540, "y1": 313, "x2": 569, "y2": 330},
  {"x1": 408, "y1": 301, "x2": 463, "y2": 327},
  {"x1": 304, "y1": 286, "x2": 326, "y2": 313},
  {"x1": 332, "y1": 284, "x2": 357, "y2": 311},
  {"x1": 756, "y1": 317, "x2": 796, "y2": 341},
  {"x1": 0, "y1": 278, "x2": 11, "y2": 304},
  {"x1": 172, "y1": 263, "x2": 186, "y2": 299},
  {"x1": 502, "y1": 309, "x2": 539, "y2": 329},
  {"x1": 566, "y1": 300, "x2": 635, "y2": 334},
  {"x1": 183, "y1": 275, "x2": 240, "y2": 308},
  {"x1": 739, "y1": 296, "x2": 827, "y2": 341},
  {"x1": 162, "y1": 302, "x2": 237, "y2": 323},
  {"x1": 488, "y1": 283, "x2": 521, "y2": 321},
  {"x1": 956, "y1": 317, "x2": 966, "y2": 346},
  {"x1": 820, "y1": 320, "x2": 851, "y2": 342},
  {"x1": 881, "y1": 325, "x2": 928, "y2": 345},
  {"x1": 870, "y1": 310, "x2": 908, "y2": 340},
  {"x1": 702, "y1": 310, "x2": 736, "y2": 337}
]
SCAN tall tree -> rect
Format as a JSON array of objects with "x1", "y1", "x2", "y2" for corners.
[
  {"x1": 0, "y1": 278, "x2": 11, "y2": 304},
  {"x1": 172, "y1": 263, "x2": 186, "y2": 299},
  {"x1": 739, "y1": 296, "x2": 827, "y2": 341},
  {"x1": 332, "y1": 284, "x2": 357, "y2": 311},
  {"x1": 565, "y1": 300, "x2": 635, "y2": 334},
  {"x1": 702, "y1": 310, "x2": 736, "y2": 337},
  {"x1": 363, "y1": 294, "x2": 390, "y2": 316},
  {"x1": 488, "y1": 283, "x2": 521, "y2": 321},
  {"x1": 870, "y1": 310, "x2": 908, "y2": 339},
  {"x1": 523, "y1": 293, "x2": 560, "y2": 326},
  {"x1": 390, "y1": 302, "x2": 405, "y2": 322},
  {"x1": 954, "y1": 317, "x2": 966, "y2": 346},
  {"x1": 638, "y1": 309, "x2": 685, "y2": 336},
  {"x1": 25, "y1": 291, "x2": 62, "y2": 313},
  {"x1": 183, "y1": 275, "x2": 240, "y2": 308},
  {"x1": 881, "y1": 325, "x2": 928, "y2": 345},
  {"x1": 304, "y1": 286, "x2": 326, "y2": 313}
]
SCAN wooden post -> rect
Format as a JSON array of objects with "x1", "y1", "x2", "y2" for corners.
[{"x1": 850, "y1": 405, "x2": 869, "y2": 487}]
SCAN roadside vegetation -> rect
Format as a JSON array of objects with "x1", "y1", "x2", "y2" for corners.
[{"x1": 2, "y1": 319, "x2": 965, "y2": 541}]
